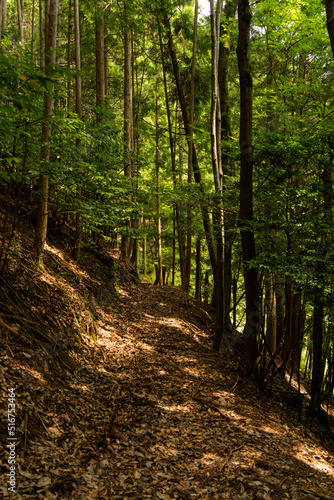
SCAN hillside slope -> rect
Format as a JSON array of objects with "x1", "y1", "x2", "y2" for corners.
[{"x1": 1, "y1": 229, "x2": 334, "y2": 499}]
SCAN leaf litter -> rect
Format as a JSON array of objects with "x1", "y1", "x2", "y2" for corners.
[{"x1": 0, "y1": 231, "x2": 334, "y2": 499}]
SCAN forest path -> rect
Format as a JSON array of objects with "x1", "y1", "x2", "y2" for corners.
[
  {"x1": 2, "y1": 279, "x2": 334, "y2": 499},
  {"x1": 84, "y1": 282, "x2": 334, "y2": 500}
]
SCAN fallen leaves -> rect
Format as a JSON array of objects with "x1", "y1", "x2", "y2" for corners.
[{"x1": 1, "y1": 239, "x2": 334, "y2": 499}]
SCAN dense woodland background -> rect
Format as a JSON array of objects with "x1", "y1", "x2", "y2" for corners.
[{"x1": 1, "y1": 0, "x2": 334, "y2": 419}]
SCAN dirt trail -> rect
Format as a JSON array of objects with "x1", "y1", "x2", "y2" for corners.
[{"x1": 1, "y1": 278, "x2": 334, "y2": 499}]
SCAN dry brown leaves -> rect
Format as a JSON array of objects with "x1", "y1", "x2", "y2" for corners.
[{"x1": 0, "y1": 235, "x2": 334, "y2": 499}]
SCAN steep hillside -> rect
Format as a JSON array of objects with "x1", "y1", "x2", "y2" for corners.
[{"x1": 1, "y1": 223, "x2": 334, "y2": 499}]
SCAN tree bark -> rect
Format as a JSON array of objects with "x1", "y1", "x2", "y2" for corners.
[
  {"x1": 163, "y1": 15, "x2": 217, "y2": 281},
  {"x1": 219, "y1": 0, "x2": 238, "y2": 331},
  {"x1": 182, "y1": 0, "x2": 199, "y2": 293},
  {"x1": 33, "y1": 0, "x2": 58, "y2": 265},
  {"x1": 120, "y1": 20, "x2": 134, "y2": 261},
  {"x1": 210, "y1": 0, "x2": 225, "y2": 351},
  {"x1": 0, "y1": 0, "x2": 7, "y2": 39},
  {"x1": 159, "y1": 26, "x2": 184, "y2": 286},
  {"x1": 237, "y1": 0, "x2": 262, "y2": 382},
  {"x1": 325, "y1": 0, "x2": 334, "y2": 57},
  {"x1": 265, "y1": 273, "x2": 276, "y2": 354},
  {"x1": 95, "y1": 1, "x2": 105, "y2": 111},
  {"x1": 195, "y1": 238, "x2": 202, "y2": 301},
  {"x1": 155, "y1": 68, "x2": 163, "y2": 286},
  {"x1": 72, "y1": 0, "x2": 82, "y2": 260},
  {"x1": 39, "y1": 0, "x2": 43, "y2": 66},
  {"x1": 311, "y1": 291, "x2": 324, "y2": 411},
  {"x1": 310, "y1": 153, "x2": 332, "y2": 411},
  {"x1": 17, "y1": 0, "x2": 24, "y2": 42}
]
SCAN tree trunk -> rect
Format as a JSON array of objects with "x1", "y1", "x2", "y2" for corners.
[
  {"x1": 210, "y1": 0, "x2": 225, "y2": 351},
  {"x1": 120, "y1": 21, "x2": 134, "y2": 261},
  {"x1": 33, "y1": 0, "x2": 58, "y2": 266},
  {"x1": 158, "y1": 20, "x2": 185, "y2": 289},
  {"x1": 311, "y1": 292, "x2": 324, "y2": 411},
  {"x1": 39, "y1": 0, "x2": 43, "y2": 66},
  {"x1": 17, "y1": 0, "x2": 24, "y2": 42},
  {"x1": 155, "y1": 69, "x2": 163, "y2": 286},
  {"x1": 104, "y1": 24, "x2": 108, "y2": 102},
  {"x1": 325, "y1": 0, "x2": 334, "y2": 57},
  {"x1": 219, "y1": 0, "x2": 238, "y2": 331},
  {"x1": 95, "y1": 1, "x2": 105, "y2": 110},
  {"x1": 310, "y1": 154, "x2": 332, "y2": 412},
  {"x1": 183, "y1": 0, "x2": 198, "y2": 294},
  {"x1": 31, "y1": 0, "x2": 35, "y2": 57},
  {"x1": 265, "y1": 273, "x2": 276, "y2": 354},
  {"x1": 66, "y1": 0, "x2": 72, "y2": 111},
  {"x1": 0, "y1": 0, "x2": 7, "y2": 38},
  {"x1": 195, "y1": 238, "x2": 202, "y2": 301},
  {"x1": 237, "y1": 0, "x2": 261, "y2": 382},
  {"x1": 72, "y1": 0, "x2": 82, "y2": 260},
  {"x1": 163, "y1": 15, "x2": 217, "y2": 280}
]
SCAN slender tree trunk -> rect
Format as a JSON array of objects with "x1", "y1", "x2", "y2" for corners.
[
  {"x1": 104, "y1": 24, "x2": 108, "y2": 102},
  {"x1": 163, "y1": 15, "x2": 217, "y2": 281},
  {"x1": 17, "y1": 0, "x2": 24, "y2": 42},
  {"x1": 143, "y1": 236, "x2": 147, "y2": 275},
  {"x1": 120, "y1": 21, "x2": 134, "y2": 261},
  {"x1": 66, "y1": 0, "x2": 72, "y2": 111},
  {"x1": 182, "y1": 0, "x2": 198, "y2": 293},
  {"x1": 195, "y1": 238, "x2": 202, "y2": 301},
  {"x1": 237, "y1": 0, "x2": 262, "y2": 382},
  {"x1": 0, "y1": 1, "x2": 2, "y2": 40},
  {"x1": 282, "y1": 277, "x2": 293, "y2": 367},
  {"x1": 178, "y1": 116, "x2": 187, "y2": 283},
  {"x1": 172, "y1": 207, "x2": 176, "y2": 285},
  {"x1": 219, "y1": 0, "x2": 238, "y2": 330},
  {"x1": 325, "y1": 0, "x2": 334, "y2": 57},
  {"x1": 265, "y1": 273, "x2": 276, "y2": 354},
  {"x1": 232, "y1": 275, "x2": 237, "y2": 330},
  {"x1": 33, "y1": 0, "x2": 58, "y2": 265},
  {"x1": 72, "y1": 0, "x2": 82, "y2": 260},
  {"x1": 310, "y1": 156, "x2": 332, "y2": 411},
  {"x1": 158, "y1": 23, "x2": 184, "y2": 287},
  {"x1": 95, "y1": 1, "x2": 105, "y2": 111},
  {"x1": 311, "y1": 292, "x2": 324, "y2": 411},
  {"x1": 210, "y1": 0, "x2": 226, "y2": 351},
  {"x1": 0, "y1": 0, "x2": 7, "y2": 39},
  {"x1": 155, "y1": 74, "x2": 163, "y2": 286},
  {"x1": 31, "y1": 0, "x2": 35, "y2": 56},
  {"x1": 39, "y1": 0, "x2": 43, "y2": 66}
]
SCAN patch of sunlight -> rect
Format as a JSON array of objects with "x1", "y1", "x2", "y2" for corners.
[
  {"x1": 200, "y1": 453, "x2": 222, "y2": 465},
  {"x1": 44, "y1": 243, "x2": 92, "y2": 279},
  {"x1": 294, "y1": 447, "x2": 334, "y2": 476},
  {"x1": 257, "y1": 425, "x2": 281, "y2": 435},
  {"x1": 157, "y1": 403, "x2": 192, "y2": 413},
  {"x1": 138, "y1": 342, "x2": 154, "y2": 351},
  {"x1": 39, "y1": 272, "x2": 55, "y2": 286},
  {"x1": 183, "y1": 366, "x2": 202, "y2": 376},
  {"x1": 143, "y1": 313, "x2": 155, "y2": 320},
  {"x1": 119, "y1": 289, "x2": 129, "y2": 297},
  {"x1": 212, "y1": 391, "x2": 233, "y2": 398},
  {"x1": 45, "y1": 243, "x2": 64, "y2": 258}
]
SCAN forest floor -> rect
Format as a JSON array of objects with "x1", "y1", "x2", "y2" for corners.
[{"x1": 1, "y1": 223, "x2": 334, "y2": 499}]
